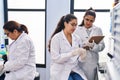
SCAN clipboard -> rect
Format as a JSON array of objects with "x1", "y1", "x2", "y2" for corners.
[{"x1": 89, "y1": 36, "x2": 104, "y2": 44}]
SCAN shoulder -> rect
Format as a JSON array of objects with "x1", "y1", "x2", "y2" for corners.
[
  {"x1": 74, "y1": 26, "x2": 84, "y2": 34},
  {"x1": 92, "y1": 25, "x2": 103, "y2": 34},
  {"x1": 52, "y1": 32, "x2": 62, "y2": 39},
  {"x1": 93, "y1": 25, "x2": 102, "y2": 31},
  {"x1": 73, "y1": 33, "x2": 80, "y2": 39},
  {"x1": 51, "y1": 31, "x2": 62, "y2": 42},
  {"x1": 15, "y1": 33, "x2": 34, "y2": 49},
  {"x1": 20, "y1": 33, "x2": 33, "y2": 44},
  {"x1": 76, "y1": 26, "x2": 84, "y2": 30},
  {"x1": 73, "y1": 33, "x2": 82, "y2": 42}
]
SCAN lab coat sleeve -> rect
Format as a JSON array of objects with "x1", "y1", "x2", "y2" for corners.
[
  {"x1": 50, "y1": 35, "x2": 73, "y2": 64},
  {"x1": 91, "y1": 27, "x2": 105, "y2": 53},
  {"x1": 91, "y1": 41, "x2": 105, "y2": 53},
  {"x1": 4, "y1": 39, "x2": 31, "y2": 71}
]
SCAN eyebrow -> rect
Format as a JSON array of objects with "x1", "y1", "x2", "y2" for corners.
[
  {"x1": 85, "y1": 18, "x2": 94, "y2": 22},
  {"x1": 69, "y1": 23, "x2": 77, "y2": 26}
]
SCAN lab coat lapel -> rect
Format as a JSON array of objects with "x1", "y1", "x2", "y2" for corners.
[
  {"x1": 90, "y1": 25, "x2": 97, "y2": 36},
  {"x1": 83, "y1": 27, "x2": 89, "y2": 38},
  {"x1": 72, "y1": 34, "x2": 78, "y2": 47},
  {"x1": 9, "y1": 32, "x2": 25, "y2": 53},
  {"x1": 79, "y1": 27, "x2": 89, "y2": 41},
  {"x1": 61, "y1": 31, "x2": 77, "y2": 47},
  {"x1": 83, "y1": 26, "x2": 94, "y2": 37},
  {"x1": 61, "y1": 30, "x2": 72, "y2": 47}
]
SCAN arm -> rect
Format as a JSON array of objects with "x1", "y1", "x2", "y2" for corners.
[
  {"x1": 4, "y1": 39, "x2": 31, "y2": 71},
  {"x1": 50, "y1": 35, "x2": 84, "y2": 64},
  {"x1": 90, "y1": 40, "x2": 105, "y2": 53},
  {"x1": 90, "y1": 27, "x2": 105, "y2": 52},
  {"x1": 50, "y1": 35, "x2": 73, "y2": 63}
]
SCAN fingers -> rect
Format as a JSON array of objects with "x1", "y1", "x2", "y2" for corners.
[
  {"x1": 92, "y1": 40, "x2": 94, "y2": 43},
  {"x1": 79, "y1": 49, "x2": 86, "y2": 61},
  {"x1": 71, "y1": 48, "x2": 80, "y2": 56},
  {"x1": 79, "y1": 48, "x2": 86, "y2": 55},
  {"x1": 72, "y1": 48, "x2": 86, "y2": 56}
]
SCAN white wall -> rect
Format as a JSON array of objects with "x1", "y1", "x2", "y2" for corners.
[{"x1": 0, "y1": 0, "x2": 4, "y2": 36}]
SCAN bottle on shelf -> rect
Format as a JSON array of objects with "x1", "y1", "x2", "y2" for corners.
[
  {"x1": 0, "y1": 44, "x2": 6, "y2": 55},
  {"x1": 0, "y1": 35, "x2": 7, "y2": 60},
  {"x1": 0, "y1": 44, "x2": 7, "y2": 61}
]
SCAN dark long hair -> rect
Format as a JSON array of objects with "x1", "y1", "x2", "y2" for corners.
[
  {"x1": 48, "y1": 14, "x2": 77, "y2": 52},
  {"x1": 3, "y1": 21, "x2": 28, "y2": 34},
  {"x1": 79, "y1": 7, "x2": 96, "y2": 26}
]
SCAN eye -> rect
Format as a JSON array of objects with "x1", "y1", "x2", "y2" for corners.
[
  {"x1": 85, "y1": 18, "x2": 89, "y2": 21},
  {"x1": 69, "y1": 23, "x2": 77, "y2": 27},
  {"x1": 85, "y1": 18, "x2": 94, "y2": 22}
]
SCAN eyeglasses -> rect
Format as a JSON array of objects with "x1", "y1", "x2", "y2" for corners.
[
  {"x1": 69, "y1": 23, "x2": 77, "y2": 27},
  {"x1": 5, "y1": 32, "x2": 10, "y2": 36},
  {"x1": 85, "y1": 18, "x2": 94, "y2": 23}
]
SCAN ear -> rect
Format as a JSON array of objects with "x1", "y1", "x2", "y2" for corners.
[{"x1": 64, "y1": 22, "x2": 68, "y2": 26}]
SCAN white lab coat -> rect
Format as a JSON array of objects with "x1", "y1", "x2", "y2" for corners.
[
  {"x1": 3, "y1": 32, "x2": 36, "y2": 80},
  {"x1": 74, "y1": 25, "x2": 105, "y2": 80},
  {"x1": 50, "y1": 30, "x2": 88, "y2": 80}
]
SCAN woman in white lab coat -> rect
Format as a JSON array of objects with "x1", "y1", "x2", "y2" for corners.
[
  {"x1": 2, "y1": 21, "x2": 36, "y2": 80},
  {"x1": 74, "y1": 8, "x2": 105, "y2": 80},
  {"x1": 48, "y1": 14, "x2": 88, "y2": 80}
]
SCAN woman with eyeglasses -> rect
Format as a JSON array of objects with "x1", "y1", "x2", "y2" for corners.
[
  {"x1": 48, "y1": 14, "x2": 88, "y2": 80},
  {"x1": 1, "y1": 21, "x2": 36, "y2": 80},
  {"x1": 74, "y1": 7, "x2": 105, "y2": 80}
]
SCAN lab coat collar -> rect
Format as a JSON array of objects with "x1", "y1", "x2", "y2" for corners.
[
  {"x1": 9, "y1": 32, "x2": 27, "y2": 49},
  {"x1": 16, "y1": 32, "x2": 26, "y2": 41},
  {"x1": 61, "y1": 30, "x2": 70, "y2": 47},
  {"x1": 84, "y1": 25, "x2": 94, "y2": 31},
  {"x1": 13, "y1": 32, "x2": 27, "y2": 44},
  {"x1": 83, "y1": 25, "x2": 96, "y2": 36},
  {"x1": 61, "y1": 30, "x2": 77, "y2": 47}
]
